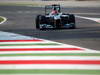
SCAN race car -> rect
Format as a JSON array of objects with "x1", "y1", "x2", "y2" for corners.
[{"x1": 36, "y1": 4, "x2": 76, "y2": 29}]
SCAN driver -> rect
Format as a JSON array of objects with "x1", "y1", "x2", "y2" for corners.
[
  {"x1": 49, "y1": 7, "x2": 61, "y2": 20},
  {"x1": 50, "y1": 8, "x2": 58, "y2": 15}
]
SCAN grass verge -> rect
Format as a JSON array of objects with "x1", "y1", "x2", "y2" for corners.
[
  {"x1": 0, "y1": 17, "x2": 4, "y2": 23},
  {"x1": 0, "y1": 69, "x2": 100, "y2": 74}
]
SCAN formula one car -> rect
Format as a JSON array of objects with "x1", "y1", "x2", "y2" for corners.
[{"x1": 36, "y1": 4, "x2": 76, "y2": 29}]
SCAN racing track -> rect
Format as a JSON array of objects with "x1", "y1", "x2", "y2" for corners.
[{"x1": 0, "y1": 5, "x2": 100, "y2": 50}]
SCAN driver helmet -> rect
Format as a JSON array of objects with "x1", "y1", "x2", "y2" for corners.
[{"x1": 51, "y1": 7, "x2": 58, "y2": 15}]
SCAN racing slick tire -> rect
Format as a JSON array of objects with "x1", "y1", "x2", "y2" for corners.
[
  {"x1": 69, "y1": 14, "x2": 76, "y2": 29},
  {"x1": 36, "y1": 15, "x2": 41, "y2": 29},
  {"x1": 36, "y1": 15, "x2": 46, "y2": 29}
]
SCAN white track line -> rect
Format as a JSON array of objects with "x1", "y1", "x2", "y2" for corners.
[
  {"x1": 0, "y1": 50, "x2": 100, "y2": 54},
  {"x1": 0, "y1": 45, "x2": 82, "y2": 48},
  {"x1": 0, "y1": 41, "x2": 57, "y2": 44},
  {"x1": 0, "y1": 56, "x2": 100, "y2": 60},
  {"x1": 0, "y1": 64, "x2": 100, "y2": 70},
  {"x1": 0, "y1": 51, "x2": 90, "y2": 54},
  {"x1": 0, "y1": 16, "x2": 7, "y2": 24},
  {"x1": 76, "y1": 15, "x2": 100, "y2": 23},
  {"x1": 74, "y1": 13, "x2": 100, "y2": 15}
]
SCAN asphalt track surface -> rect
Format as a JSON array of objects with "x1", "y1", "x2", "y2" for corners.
[{"x1": 0, "y1": 5, "x2": 100, "y2": 50}]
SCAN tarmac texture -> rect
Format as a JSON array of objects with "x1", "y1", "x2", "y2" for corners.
[{"x1": 0, "y1": 5, "x2": 100, "y2": 50}]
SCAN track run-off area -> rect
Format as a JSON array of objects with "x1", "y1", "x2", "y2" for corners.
[{"x1": 0, "y1": 3, "x2": 100, "y2": 75}]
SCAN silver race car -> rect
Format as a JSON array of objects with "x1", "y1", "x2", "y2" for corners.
[{"x1": 36, "y1": 4, "x2": 76, "y2": 29}]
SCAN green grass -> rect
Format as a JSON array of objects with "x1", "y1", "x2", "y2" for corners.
[
  {"x1": 0, "y1": 17, "x2": 4, "y2": 23},
  {"x1": 0, "y1": 69, "x2": 100, "y2": 74},
  {"x1": 0, "y1": 53, "x2": 100, "y2": 57}
]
